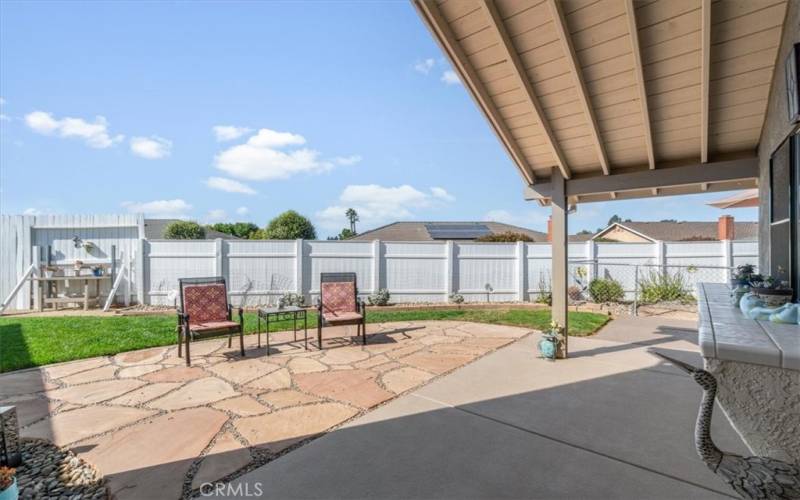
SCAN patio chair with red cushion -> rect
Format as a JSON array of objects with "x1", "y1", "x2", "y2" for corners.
[
  {"x1": 316, "y1": 272, "x2": 367, "y2": 348},
  {"x1": 177, "y1": 276, "x2": 244, "y2": 366}
]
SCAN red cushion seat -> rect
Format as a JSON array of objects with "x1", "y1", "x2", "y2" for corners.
[
  {"x1": 189, "y1": 320, "x2": 240, "y2": 332},
  {"x1": 323, "y1": 311, "x2": 363, "y2": 323}
]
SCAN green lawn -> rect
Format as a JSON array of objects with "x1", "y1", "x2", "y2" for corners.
[{"x1": 0, "y1": 308, "x2": 609, "y2": 373}]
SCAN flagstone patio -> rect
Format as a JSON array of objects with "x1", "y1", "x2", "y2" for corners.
[{"x1": 0, "y1": 321, "x2": 531, "y2": 500}]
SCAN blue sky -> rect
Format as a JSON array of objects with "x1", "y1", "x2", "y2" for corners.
[{"x1": 0, "y1": 1, "x2": 756, "y2": 238}]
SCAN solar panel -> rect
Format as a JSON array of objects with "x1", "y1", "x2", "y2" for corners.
[{"x1": 425, "y1": 223, "x2": 492, "y2": 240}]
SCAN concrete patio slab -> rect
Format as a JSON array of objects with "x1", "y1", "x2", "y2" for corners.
[{"x1": 227, "y1": 317, "x2": 746, "y2": 499}]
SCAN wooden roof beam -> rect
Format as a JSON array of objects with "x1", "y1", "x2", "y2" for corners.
[
  {"x1": 548, "y1": 0, "x2": 609, "y2": 175},
  {"x1": 412, "y1": 0, "x2": 537, "y2": 184},
  {"x1": 624, "y1": 0, "x2": 655, "y2": 170},
  {"x1": 479, "y1": 0, "x2": 571, "y2": 180},
  {"x1": 701, "y1": 0, "x2": 711, "y2": 163}
]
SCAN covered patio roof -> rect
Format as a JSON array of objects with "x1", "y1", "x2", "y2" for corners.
[{"x1": 413, "y1": 0, "x2": 789, "y2": 204}]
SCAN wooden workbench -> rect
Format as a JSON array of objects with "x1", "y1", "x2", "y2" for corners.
[{"x1": 32, "y1": 275, "x2": 111, "y2": 311}]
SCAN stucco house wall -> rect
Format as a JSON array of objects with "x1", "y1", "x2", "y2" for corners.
[
  {"x1": 596, "y1": 226, "x2": 651, "y2": 243},
  {"x1": 757, "y1": 1, "x2": 799, "y2": 274}
]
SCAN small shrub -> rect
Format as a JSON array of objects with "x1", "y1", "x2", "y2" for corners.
[
  {"x1": 639, "y1": 270, "x2": 694, "y2": 304},
  {"x1": 475, "y1": 231, "x2": 534, "y2": 242},
  {"x1": 535, "y1": 271, "x2": 552, "y2": 305},
  {"x1": 449, "y1": 293, "x2": 465, "y2": 304},
  {"x1": 368, "y1": 288, "x2": 390, "y2": 306},
  {"x1": 588, "y1": 278, "x2": 625, "y2": 303},
  {"x1": 568, "y1": 285, "x2": 583, "y2": 301},
  {"x1": 278, "y1": 292, "x2": 305, "y2": 308},
  {"x1": 163, "y1": 221, "x2": 205, "y2": 240}
]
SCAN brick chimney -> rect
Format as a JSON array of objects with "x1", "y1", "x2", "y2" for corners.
[
  {"x1": 718, "y1": 215, "x2": 735, "y2": 241},
  {"x1": 547, "y1": 216, "x2": 552, "y2": 242}
]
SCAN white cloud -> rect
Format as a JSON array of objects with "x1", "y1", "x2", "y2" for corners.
[
  {"x1": 0, "y1": 114, "x2": 9, "y2": 122},
  {"x1": 205, "y1": 176, "x2": 256, "y2": 195},
  {"x1": 23, "y1": 208, "x2": 41, "y2": 215},
  {"x1": 121, "y1": 199, "x2": 192, "y2": 218},
  {"x1": 430, "y1": 187, "x2": 455, "y2": 202},
  {"x1": 441, "y1": 70, "x2": 461, "y2": 85},
  {"x1": 316, "y1": 184, "x2": 454, "y2": 230},
  {"x1": 414, "y1": 58, "x2": 436, "y2": 75},
  {"x1": 484, "y1": 209, "x2": 548, "y2": 229},
  {"x1": 236, "y1": 206, "x2": 249, "y2": 216},
  {"x1": 213, "y1": 125, "x2": 252, "y2": 142},
  {"x1": 0, "y1": 97, "x2": 5, "y2": 105},
  {"x1": 24, "y1": 111, "x2": 123, "y2": 148},
  {"x1": 130, "y1": 136, "x2": 172, "y2": 159},
  {"x1": 334, "y1": 155, "x2": 362, "y2": 166},
  {"x1": 214, "y1": 127, "x2": 332, "y2": 181},
  {"x1": 207, "y1": 209, "x2": 227, "y2": 222}
]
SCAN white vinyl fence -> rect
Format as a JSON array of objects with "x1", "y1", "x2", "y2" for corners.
[
  {"x1": 143, "y1": 238, "x2": 758, "y2": 307},
  {"x1": 0, "y1": 212, "x2": 758, "y2": 311}
]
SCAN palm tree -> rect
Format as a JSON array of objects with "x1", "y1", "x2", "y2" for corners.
[
  {"x1": 345, "y1": 208, "x2": 359, "y2": 234},
  {"x1": 653, "y1": 352, "x2": 799, "y2": 499}
]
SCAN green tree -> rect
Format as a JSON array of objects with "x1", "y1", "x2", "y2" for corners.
[
  {"x1": 337, "y1": 228, "x2": 356, "y2": 240},
  {"x1": 263, "y1": 210, "x2": 317, "y2": 240},
  {"x1": 345, "y1": 208, "x2": 359, "y2": 234},
  {"x1": 607, "y1": 214, "x2": 622, "y2": 226},
  {"x1": 475, "y1": 231, "x2": 534, "y2": 242},
  {"x1": 209, "y1": 222, "x2": 260, "y2": 239},
  {"x1": 164, "y1": 221, "x2": 206, "y2": 240}
]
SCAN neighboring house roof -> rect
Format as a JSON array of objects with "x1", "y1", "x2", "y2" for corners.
[
  {"x1": 143, "y1": 219, "x2": 238, "y2": 240},
  {"x1": 592, "y1": 221, "x2": 758, "y2": 242},
  {"x1": 350, "y1": 221, "x2": 548, "y2": 242}
]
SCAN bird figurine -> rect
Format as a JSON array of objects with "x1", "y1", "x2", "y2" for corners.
[{"x1": 653, "y1": 352, "x2": 800, "y2": 499}]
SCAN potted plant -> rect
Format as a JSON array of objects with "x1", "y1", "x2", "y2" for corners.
[
  {"x1": 537, "y1": 320, "x2": 564, "y2": 361},
  {"x1": 748, "y1": 274, "x2": 793, "y2": 307},
  {"x1": 0, "y1": 467, "x2": 17, "y2": 500},
  {"x1": 731, "y1": 264, "x2": 756, "y2": 288}
]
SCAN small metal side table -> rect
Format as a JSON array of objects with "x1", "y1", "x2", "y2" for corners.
[{"x1": 257, "y1": 306, "x2": 308, "y2": 354}]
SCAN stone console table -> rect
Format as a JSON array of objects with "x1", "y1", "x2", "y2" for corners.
[{"x1": 697, "y1": 282, "x2": 799, "y2": 462}]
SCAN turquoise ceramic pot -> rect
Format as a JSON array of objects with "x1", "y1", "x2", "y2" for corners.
[
  {"x1": 0, "y1": 478, "x2": 18, "y2": 500},
  {"x1": 538, "y1": 335, "x2": 558, "y2": 360}
]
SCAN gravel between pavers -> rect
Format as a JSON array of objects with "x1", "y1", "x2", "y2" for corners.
[{"x1": 15, "y1": 438, "x2": 107, "y2": 500}]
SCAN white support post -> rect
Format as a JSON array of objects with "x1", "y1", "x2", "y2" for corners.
[
  {"x1": 516, "y1": 241, "x2": 526, "y2": 302},
  {"x1": 372, "y1": 240, "x2": 381, "y2": 294},
  {"x1": 551, "y1": 168, "x2": 568, "y2": 358},
  {"x1": 656, "y1": 240, "x2": 667, "y2": 275},
  {"x1": 136, "y1": 238, "x2": 145, "y2": 305},
  {"x1": 32, "y1": 246, "x2": 40, "y2": 310},
  {"x1": 0, "y1": 264, "x2": 38, "y2": 314},
  {"x1": 586, "y1": 240, "x2": 597, "y2": 282},
  {"x1": 295, "y1": 239, "x2": 304, "y2": 298},
  {"x1": 722, "y1": 239, "x2": 733, "y2": 276},
  {"x1": 445, "y1": 240, "x2": 455, "y2": 301},
  {"x1": 215, "y1": 239, "x2": 224, "y2": 277},
  {"x1": 123, "y1": 256, "x2": 131, "y2": 307}
]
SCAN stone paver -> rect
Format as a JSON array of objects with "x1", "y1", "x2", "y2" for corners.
[
  {"x1": 108, "y1": 382, "x2": 182, "y2": 406},
  {"x1": 287, "y1": 357, "x2": 328, "y2": 373},
  {"x1": 24, "y1": 405, "x2": 156, "y2": 446},
  {"x1": 0, "y1": 321, "x2": 524, "y2": 496},
  {"x1": 46, "y1": 379, "x2": 146, "y2": 404},
  {"x1": 142, "y1": 365, "x2": 208, "y2": 383},
  {"x1": 235, "y1": 403, "x2": 359, "y2": 453},
  {"x1": 117, "y1": 364, "x2": 163, "y2": 378},
  {"x1": 381, "y1": 366, "x2": 435, "y2": 394},
  {"x1": 79, "y1": 407, "x2": 228, "y2": 500},
  {"x1": 260, "y1": 389, "x2": 320, "y2": 409},
  {"x1": 59, "y1": 364, "x2": 119, "y2": 385},
  {"x1": 294, "y1": 369, "x2": 394, "y2": 409},
  {"x1": 213, "y1": 395, "x2": 269, "y2": 416},
  {"x1": 192, "y1": 431, "x2": 252, "y2": 488},
  {"x1": 245, "y1": 368, "x2": 292, "y2": 391},
  {"x1": 148, "y1": 377, "x2": 238, "y2": 410}
]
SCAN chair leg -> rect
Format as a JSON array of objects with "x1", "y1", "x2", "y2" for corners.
[
  {"x1": 228, "y1": 332, "x2": 232, "y2": 348},
  {"x1": 239, "y1": 330, "x2": 245, "y2": 357},
  {"x1": 177, "y1": 326, "x2": 183, "y2": 358},
  {"x1": 362, "y1": 319, "x2": 366, "y2": 345},
  {"x1": 185, "y1": 328, "x2": 191, "y2": 367},
  {"x1": 317, "y1": 322, "x2": 323, "y2": 350}
]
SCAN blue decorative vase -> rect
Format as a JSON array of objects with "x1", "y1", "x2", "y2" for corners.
[
  {"x1": 0, "y1": 478, "x2": 18, "y2": 500},
  {"x1": 538, "y1": 334, "x2": 558, "y2": 361}
]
